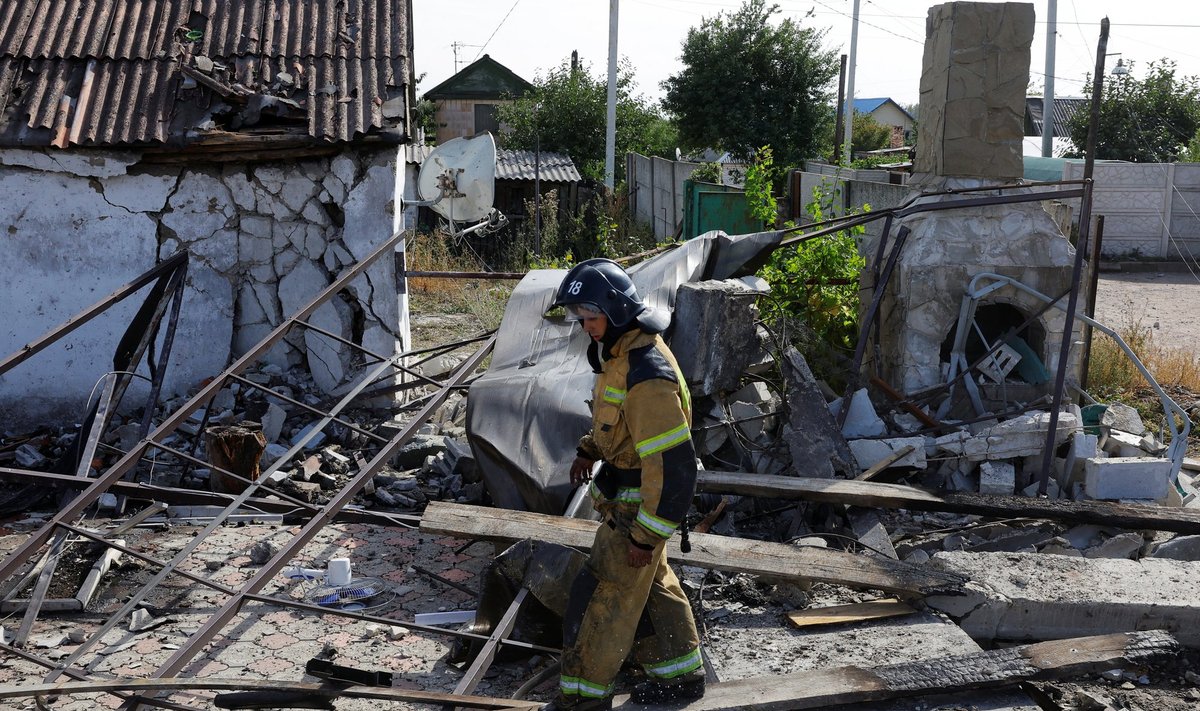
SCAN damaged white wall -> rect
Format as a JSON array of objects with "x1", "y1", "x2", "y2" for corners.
[{"x1": 0, "y1": 146, "x2": 408, "y2": 429}]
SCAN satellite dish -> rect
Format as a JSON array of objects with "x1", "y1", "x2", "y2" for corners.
[{"x1": 417, "y1": 133, "x2": 497, "y2": 223}]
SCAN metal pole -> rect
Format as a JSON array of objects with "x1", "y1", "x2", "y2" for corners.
[
  {"x1": 833, "y1": 54, "x2": 847, "y2": 164},
  {"x1": 1037, "y1": 17, "x2": 1109, "y2": 496},
  {"x1": 841, "y1": 0, "x2": 861, "y2": 167},
  {"x1": 1080, "y1": 214, "x2": 1105, "y2": 392},
  {"x1": 535, "y1": 116, "x2": 542, "y2": 255},
  {"x1": 604, "y1": 0, "x2": 619, "y2": 190},
  {"x1": 1042, "y1": 0, "x2": 1057, "y2": 157}
]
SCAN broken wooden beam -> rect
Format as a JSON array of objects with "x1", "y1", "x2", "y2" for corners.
[
  {"x1": 0, "y1": 677, "x2": 538, "y2": 709},
  {"x1": 420, "y1": 502, "x2": 965, "y2": 597},
  {"x1": 697, "y1": 471, "x2": 1200, "y2": 534},
  {"x1": 609, "y1": 631, "x2": 1177, "y2": 710}
]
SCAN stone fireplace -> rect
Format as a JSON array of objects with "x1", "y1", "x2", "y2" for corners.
[{"x1": 872, "y1": 1, "x2": 1083, "y2": 409}]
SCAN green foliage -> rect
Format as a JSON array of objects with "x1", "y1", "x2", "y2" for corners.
[
  {"x1": 757, "y1": 186, "x2": 867, "y2": 380},
  {"x1": 496, "y1": 57, "x2": 676, "y2": 182},
  {"x1": 851, "y1": 111, "x2": 891, "y2": 154},
  {"x1": 662, "y1": 0, "x2": 839, "y2": 171},
  {"x1": 743, "y1": 146, "x2": 778, "y2": 227},
  {"x1": 413, "y1": 98, "x2": 439, "y2": 145},
  {"x1": 1181, "y1": 126, "x2": 1200, "y2": 162},
  {"x1": 690, "y1": 162, "x2": 721, "y2": 184},
  {"x1": 1066, "y1": 59, "x2": 1200, "y2": 162}
]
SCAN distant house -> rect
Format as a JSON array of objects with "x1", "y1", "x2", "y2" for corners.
[
  {"x1": 1024, "y1": 96, "x2": 1088, "y2": 156},
  {"x1": 852, "y1": 97, "x2": 916, "y2": 146},
  {"x1": 406, "y1": 146, "x2": 581, "y2": 231},
  {"x1": 1025, "y1": 97, "x2": 1089, "y2": 138},
  {"x1": 423, "y1": 55, "x2": 534, "y2": 144}
]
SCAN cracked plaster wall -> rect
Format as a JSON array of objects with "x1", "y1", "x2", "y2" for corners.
[{"x1": 0, "y1": 147, "x2": 406, "y2": 428}]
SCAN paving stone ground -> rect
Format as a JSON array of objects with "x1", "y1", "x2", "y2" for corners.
[{"x1": 0, "y1": 517, "x2": 542, "y2": 710}]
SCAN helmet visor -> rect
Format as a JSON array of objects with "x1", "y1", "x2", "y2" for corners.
[{"x1": 563, "y1": 303, "x2": 603, "y2": 321}]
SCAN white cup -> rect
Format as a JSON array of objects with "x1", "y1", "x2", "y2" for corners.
[{"x1": 326, "y1": 558, "x2": 352, "y2": 586}]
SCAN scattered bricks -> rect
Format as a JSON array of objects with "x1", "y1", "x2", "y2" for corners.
[
  {"x1": 302, "y1": 454, "x2": 323, "y2": 480},
  {"x1": 248, "y1": 540, "x2": 279, "y2": 565},
  {"x1": 847, "y1": 436, "x2": 928, "y2": 472},
  {"x1": 1063, "y1": 432, "x2": 1099, "y2": 484},
  {"x1": 262, "y1": 442, "x2": 290, "y2": 467},
  {"x1": 1086, "y1": 532, "x2": 1147, "y2": 560},
  {"x1": 1102, "y1": 403, "x2": 1146, "y2": 436},
  {"x1": 1020, "y1": 477, "x2": 1061, "y2": 499},
  {"x1": 1084, "y1": 457, "x2": 1172, "y2": 501},
  {"x1": 390, "y1": 434, "x2": 447, "y2": 469},
  {"x1": 14, "y1": 443, "x2": 47, "y2": 468},
  {"x1": 960, "y1": 411, "x2": 1080, "y2": 462},
  {"x1": 1104, "y1": 430, "x2": 1150, "y2": 458},
  {"x1": 261, "y1": 403, "x2": 286, "y2": 443},
  {"x1": 311, "y1": 471, "x2": 338, "y2": 491},
  {"x1": 978, "y1": 461, "x2": 1015, "y2": 495}
]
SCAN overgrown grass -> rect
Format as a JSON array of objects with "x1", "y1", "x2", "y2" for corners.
[
  {"x1": 404, "y1": 231, "x2": 512, "y2": 332},
  {"x1": 1087, "y1": 317, "x2": 1200, "y2": 445},
  {"x1": 1087, "y1": 318, "x2": 1200, "y2": 398}
]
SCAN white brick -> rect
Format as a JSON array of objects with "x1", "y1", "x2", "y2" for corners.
[
  {"x1": 979, "y1": 460, "x2": 1015, "y2": 495},
  {"x1": 1083, "y1": 457, "x2": 1172, "y2": 501}
]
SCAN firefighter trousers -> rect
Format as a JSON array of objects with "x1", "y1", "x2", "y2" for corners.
[{"x1": 557, "y1": 511, "x2": 702, "y2": 703}]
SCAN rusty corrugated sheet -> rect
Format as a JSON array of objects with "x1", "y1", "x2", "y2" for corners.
[
  {"x1": 0, "y1": 0, "x2": 409, "y2": 147},
  {"x1": 497, "y1": 149, "x2": 581, "y2": 183}
]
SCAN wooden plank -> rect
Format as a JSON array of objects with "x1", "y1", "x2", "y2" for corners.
[
  {"x1": 420, "y1": 503, "x2": 965, "y2": 597},
  {"x1": 610, "y1": 631, "x2": 1177, "y2": 710},
  {"x1": 0, "y1": 676, "x2": 538, "y2": 709},
  {"x1": 697, "y1": 471, "x2": 1200, "y2": 534},
  {"x1": 785, "y1": 599, "x2": 916, "y2": 629},
  {"x1": 854, "y1": 445, "x2": 916, "y2": 481}
]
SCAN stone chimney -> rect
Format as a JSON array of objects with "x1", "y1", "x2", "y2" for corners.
[{"x1": 872, "y1": 2, "x2": 1082, "y2": 409}]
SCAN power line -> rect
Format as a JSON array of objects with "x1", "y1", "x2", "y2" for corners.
[{"x1": 473, "y1": 0, "x2": 522, "y2": 62}]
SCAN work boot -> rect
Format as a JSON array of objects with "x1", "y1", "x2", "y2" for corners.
[
  {"x1": 631, "y1": 675, "x2": 706, "y2": 704},
  {"x1": 540, "y1": 697, "x2": 613, "y2": 711}
]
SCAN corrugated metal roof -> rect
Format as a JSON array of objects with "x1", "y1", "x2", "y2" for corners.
[
  {"x1": 1025, "y1": 97, "x2": 1089, "y2": 138},
  {"x1": 407, "y1": 144, "x2": 580, "y2": 183},
  {"x1": 0, "y1": 0, "x2": 411, "y2": 147},
  {"x1": 496, "y1": 149, "x2": 580, "y2": 183}
]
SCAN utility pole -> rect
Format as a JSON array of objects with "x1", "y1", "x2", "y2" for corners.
[
  {"x1": 1042, "y1": 0, "x2": 1057, "y2": 158},
  {"x1": 605, "y1": 0, "x2": 619, "y2": 190},
  {"x1": 833, "y1": 54, "x2": 848, "y2": 164},
  {"x1": 841, "y1": 0, "x2": 861, "y2": 167}
]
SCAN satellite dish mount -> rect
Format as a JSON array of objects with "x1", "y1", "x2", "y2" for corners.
[{"x1": 411, "y1": 133, "x2": 507, "y2": 238}]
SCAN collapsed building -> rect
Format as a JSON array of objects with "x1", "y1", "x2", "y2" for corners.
[{"x1": 1, "y1": 1, "x2": 1199, "y2": 710}]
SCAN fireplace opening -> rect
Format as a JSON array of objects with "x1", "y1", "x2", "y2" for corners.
[{"x1": 939, "y1": 303, "x2": 1048, "y2": 384}]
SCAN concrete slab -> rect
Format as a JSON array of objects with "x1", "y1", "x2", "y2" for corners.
[
  {"x1": 701, "y1": 604, "x2": 1037, "y2": 710},
  {"x1": 1084, "y1": 457, "x2": 1172, "y2": 501},
  {"x1": 927, "y1": 551, "x2": 1200, "y2": 647}
]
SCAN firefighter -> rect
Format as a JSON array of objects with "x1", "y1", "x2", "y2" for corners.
[{"x1": 543, "y1": 259, "x2": 706, "y2": 710}]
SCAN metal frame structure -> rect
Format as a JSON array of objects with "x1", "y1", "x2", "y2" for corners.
[{"x1": 0, "y1": 231, "x2": 553, "y2": 709}]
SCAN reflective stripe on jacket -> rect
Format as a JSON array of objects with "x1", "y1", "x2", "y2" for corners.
[{"x1": 578, "y1": 329, "x2": 697, "y2": 547}]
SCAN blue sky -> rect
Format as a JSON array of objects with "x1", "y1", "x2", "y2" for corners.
[{"x1": 412, "y1": 0, "x2": 1200, "y2": 109}]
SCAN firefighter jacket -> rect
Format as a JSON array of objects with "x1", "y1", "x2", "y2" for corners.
[{"x1": 577, "y1": 328, "x2": 697, "y2": 548}]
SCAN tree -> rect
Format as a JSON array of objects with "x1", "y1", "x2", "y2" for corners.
[
  {"x1": 495, "y1": 57, "x2": 677, "y2": 182},
  {"x1": 661, "y1": 0, "x2": 839, "y2": 170},
  {"x1": 851, "y1": 111, "x2": 891, "y2": 154},
  {"x1": 1066, "y1": 59, "x2": 1200, "y2": 162}
]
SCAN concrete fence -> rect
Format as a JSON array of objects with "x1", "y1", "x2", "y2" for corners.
[
  {"x1": 1063, "y1": 161, "x2": 1200, "y2": 260},
  {"x1": 626, "y1": 153, "x2": 699, "y2": 240}
]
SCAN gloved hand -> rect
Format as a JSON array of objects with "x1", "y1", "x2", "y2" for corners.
[{"x1": 570, "y1": 456, "x2": 596, "y2": 486}]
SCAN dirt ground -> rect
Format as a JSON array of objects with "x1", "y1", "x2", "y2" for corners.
[{"x1": 1094, "y1": 270, "x2": 1200, "y2": 353}]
